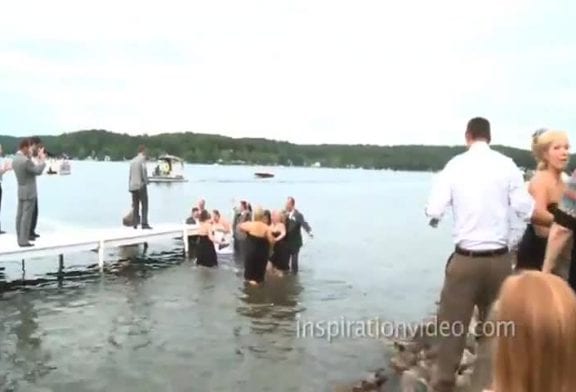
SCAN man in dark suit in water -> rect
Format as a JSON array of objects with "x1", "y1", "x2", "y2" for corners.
[{"x1": 284, "y1": 197, "x2": 312, "y2": 273}]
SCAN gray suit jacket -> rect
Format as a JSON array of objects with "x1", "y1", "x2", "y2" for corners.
[
  {"x1": 129, "y1": 153, "x2": 148, "y2": 191},
  {"x1": 12, "y1": 151, "x2": 46, "y2": 200}
]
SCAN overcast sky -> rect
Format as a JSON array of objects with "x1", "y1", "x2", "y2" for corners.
[{"x1": 0, "y1": 0, "x2": 574, "y2": 148}]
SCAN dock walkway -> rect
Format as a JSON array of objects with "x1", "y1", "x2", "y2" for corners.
[{"x1": 0, "y1": 223, "x2": 199, "y2": 269}]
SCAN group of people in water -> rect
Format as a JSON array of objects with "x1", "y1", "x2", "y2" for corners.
[
  {"x1": 185, "y1": 196, "x2": 313, "y2": 286},
  {"x1": 425, "y1": 118, "x2": 576, "y2": 392}
]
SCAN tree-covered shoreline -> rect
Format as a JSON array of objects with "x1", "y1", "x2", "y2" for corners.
[{"x1": 0, "y1": 130, "x2": 565, "y2": 172}]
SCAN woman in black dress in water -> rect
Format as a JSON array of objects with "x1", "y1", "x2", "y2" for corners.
[
  {"x1": 269, "y1": 211, "x2": 290, "y2": 275},
  {"x1": 195, "y1": 210, "x2": 218, "y2": 267},
  {"x1": 238, "y1": 207, "x2": 276, "y2": 285},
  {"x1": 515, "y1": 129, "x2": 569, "y2": 271}
]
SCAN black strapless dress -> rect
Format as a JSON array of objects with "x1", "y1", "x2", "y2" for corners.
[
  {"x1": 196, "y1": 235, "x2": 217, "y2": 267},
  {"x1": 244, "y1": 233, "x2": 270, "y2": 283},
  {"x1": 515, "y1": 203, "x2": 557, "y2": 271},
  {"x1": 270, "y1": 231, "x2": 290, "y2": 271},
  {"x1": 550, "y1": 201, "x2": 576, "y2": 292}
]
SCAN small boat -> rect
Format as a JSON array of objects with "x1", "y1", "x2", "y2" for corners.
[
  {"x1": 254, "y1": 172, "x2": 274, "y2": 178},
  {"x1": 44, "y1": 158, "x2": 71, "y2": 175},
  {"x1": 149, "y1": 154, "x2": 188, "y2": 183},
  {"x1": 59, "y1": 159, "x2": 71, "y2": 175}
]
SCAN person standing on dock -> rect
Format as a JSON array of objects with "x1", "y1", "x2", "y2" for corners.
[
  {"x1": 12, "y1": 138, "x2": 46, "y2": 247},
  {"x1": 425, "y1": 117, "x2": 548, "y2": 392},
  {"x1": 129, "y1": 145, "x2": 152, "y2": 230},
  {"x1": 0, "y1": 144, "x2": 13, "y2": 234},
  {"x1": 28, "y1": 136, "x2": 43, "y2": 239}
]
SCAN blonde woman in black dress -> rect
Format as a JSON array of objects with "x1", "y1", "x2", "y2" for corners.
[
  {"x1": 269, "y1": 210, "x2": 290, "y2": 276},
  {"x1": 238, "y1": 207, "x2": 276, "y2": 285}
]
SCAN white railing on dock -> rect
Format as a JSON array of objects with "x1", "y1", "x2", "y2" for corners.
[{"x1": 0, "y1": 223, "x2": 199, "y2": 270}]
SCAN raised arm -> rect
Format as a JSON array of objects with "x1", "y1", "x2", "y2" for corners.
[{"x1": 25, "y1": 157, "x2": 45, "y2": 175}]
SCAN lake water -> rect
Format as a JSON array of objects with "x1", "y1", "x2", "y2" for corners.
[{"x1": 0, "y1": 161, "x2": 455, "y2": 391}]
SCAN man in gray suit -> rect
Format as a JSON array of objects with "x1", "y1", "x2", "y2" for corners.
[
  {"x1": 0, "y1": 144, "x2": 14, "y2": 234},
  {"x1": 129, "y1": 145, "x2": 152, "y2": 229},
  {"x1": 12, "y1": 138, "x2": 46, "y2": 247},
  {"x1": 284, "y1": 197, "x2": 313, "y2": 273}
]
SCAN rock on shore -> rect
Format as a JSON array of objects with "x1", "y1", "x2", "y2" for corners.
[{"x1": 334, "y1": 308, "x2": 483, "y2": 392}]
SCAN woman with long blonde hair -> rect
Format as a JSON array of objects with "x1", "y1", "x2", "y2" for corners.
[
  {"x1": 487, "y1": 271, "x2": 576, "y2": 392},
  {"x1": 515, "y1": 129, "x2": 570, "y2": 270}
]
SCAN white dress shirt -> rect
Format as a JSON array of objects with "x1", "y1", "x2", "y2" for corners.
[{"x1": 425, "y1": 141, "x2": 535, "y2": 250}]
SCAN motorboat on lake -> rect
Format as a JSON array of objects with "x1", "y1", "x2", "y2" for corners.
[
  {"x1": 149, "y1": 154, "x2": 187, "y2": 183},
  {"x1": 254, "y1": 172, "x2": 274, "y2": 178}
]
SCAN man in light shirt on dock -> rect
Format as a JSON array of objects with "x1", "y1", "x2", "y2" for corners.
[
  {"x1": 129, "y1": 145, "x2": 152, "y2": 230},
  {"x1": 425, "y1": 117, "x2": 548, "y2": 392}
]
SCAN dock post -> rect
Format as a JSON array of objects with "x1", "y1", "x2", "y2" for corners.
[
  {"x1": 58, "y1": 254, "x2": 64, "y2": 283},
  {"x1": 98, "y1": 241, "x2": 105, "y2": 271},
  {"x1": 183, "y1": 226, "x2": 189, "y2": 256}
]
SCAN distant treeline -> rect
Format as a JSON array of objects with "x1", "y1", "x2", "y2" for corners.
[{"x1": 0, "y1": 130, "x2": 568, "y2": 171}]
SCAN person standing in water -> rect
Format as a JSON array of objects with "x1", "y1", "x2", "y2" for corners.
[
  {"x1": 195, "y1": 210, "x2": 219, "y2": 267},
  {"x1": 238, "y1": 207, "x2": 276, "y2": 285},
  {"x1": 284, "y1": 197, "x2": 312, "y2": 273},
  {"x1": 269, "y1": 211, "x2": 290, "y2": 275}
]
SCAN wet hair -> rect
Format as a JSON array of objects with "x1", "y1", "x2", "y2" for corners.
[
  {"x1": 531, "y1": 129, "x2": 568, "y2": 170},
  {"x1": 263, "y1": 209, "x2": 271, "y2": 225},
  {"x1": 19, "y1": 138, "x2": 31, "y2": 150},
  {"x1": 212, "y1": 209, "x2": 220, "y2": 218},
  {"x1": 252, "y1": 207, "x2": 265, "y2": 222},
  {"x1": 192, "y1": 207, "x2": 199, "y2": 213},
  {"x1": 465, "y1": 117, "x2": 491, "y2": 143},
  {"x1": 199, "y1": 209, "x2": 211, "y2": 222}
]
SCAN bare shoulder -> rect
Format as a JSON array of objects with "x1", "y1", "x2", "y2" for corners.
[{"x1": 529, "y1": 170, "x2": 549, "y2": 187}]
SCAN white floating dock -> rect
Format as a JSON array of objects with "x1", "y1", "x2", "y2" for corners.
[{"x1": 0, "y1": 223, "x2": 199, "y2": 270}]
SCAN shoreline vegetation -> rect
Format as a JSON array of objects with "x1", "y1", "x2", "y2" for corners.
[{"x1": 0, "y1": 129, "x2": 569, "y2": 172}]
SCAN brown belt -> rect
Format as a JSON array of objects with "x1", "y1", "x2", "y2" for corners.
[{"x1": 455, "y1": 246, "x2": 508, "y2": 258}]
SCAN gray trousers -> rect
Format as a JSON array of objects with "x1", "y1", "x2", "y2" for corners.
[
  {"x1": 130, "y1": 187, "x2": 148, "y2": 227},
  {"x1": 16, "y1": 197, "x2": 36, "y2": 246},
  {"x1": 431, "y1": 251, "x2": 512, "y2": 392}
]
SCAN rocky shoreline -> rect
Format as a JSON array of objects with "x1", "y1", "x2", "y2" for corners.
[{"x1": 334, "y1": 308, "x2": 483, "y2": 392}]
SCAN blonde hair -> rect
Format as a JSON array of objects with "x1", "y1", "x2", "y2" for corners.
[
  {"x1": 491, "y1": 271, "x2": 576, "y2": 392},
  {"x1": 271, "y1": 210, "x2": 285, "y2": 223},
  {"x1": 252, "y1": 206, "x2": 266, "y2": 222},
  {"x1": 531, "y1": 129, "x2": 568, "y2": 170}
]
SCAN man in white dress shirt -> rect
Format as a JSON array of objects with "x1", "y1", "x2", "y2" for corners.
[{"x1": 425, "y1": 117, "x2": 547, "y2": 392}]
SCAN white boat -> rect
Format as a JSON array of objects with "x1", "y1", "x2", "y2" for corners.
[
  {"x1": 149, "y1": 154, "x2": 187, "y2": 183},
  {"x1": 45, "y1": 158, "x2": 71, "y2": 175}
]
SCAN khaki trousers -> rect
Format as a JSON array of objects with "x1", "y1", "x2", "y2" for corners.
[{"x1": 431, "y1": 251, "x2": 513, "y2": 392}]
